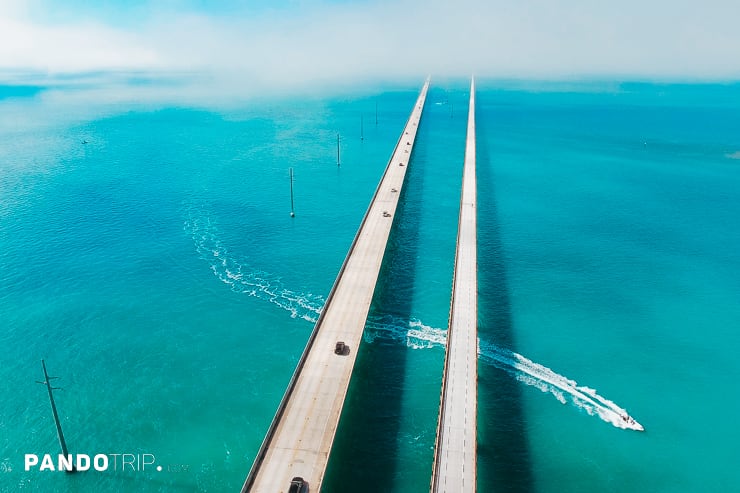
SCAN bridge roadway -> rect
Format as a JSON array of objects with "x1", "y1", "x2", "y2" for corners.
[
  {"x1": 431, "y1": 77, "x2": 478, "y2": 493},
  {"x1": 242, "y1": 78, "x2": 430, "y2": 493}
]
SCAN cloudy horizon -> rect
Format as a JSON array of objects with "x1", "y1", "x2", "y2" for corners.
[{"x1": 2, "y1": 0, "x2": 740, "y2": 100}]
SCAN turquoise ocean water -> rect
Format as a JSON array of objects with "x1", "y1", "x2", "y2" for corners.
[{"x1": 1, "y1": 79, "x2": 739, "y2": 492}]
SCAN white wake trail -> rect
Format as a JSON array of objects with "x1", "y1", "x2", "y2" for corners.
[
  {"x1": 477, "y1": 339, "x2": 643, "y2": 431},
  {"x1": 185, "y1": 204, "x2": 642, "y2": 431},
  {"x1": 183, "y1": 206, "x2": 323, "y2": 323},
  {"x1": 366, "y1": 318, "x2": 642, "y2": 430}
]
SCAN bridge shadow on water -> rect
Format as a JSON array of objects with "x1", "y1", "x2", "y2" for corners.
[
  {"x1": 476, "y1": 105, "x2": 536, "y2": 493},
  {"x1": 322, "y1": 135, "x2": 426, "y2": 492}
]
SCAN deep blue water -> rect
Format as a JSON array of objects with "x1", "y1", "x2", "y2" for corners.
[{"x1": 1, "y1": 80, "x2": 739, "y2": 492}]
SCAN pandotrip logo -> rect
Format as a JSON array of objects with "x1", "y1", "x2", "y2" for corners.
[{"x1": 24, "y1": 453, "x2": 162, "y2": 473}]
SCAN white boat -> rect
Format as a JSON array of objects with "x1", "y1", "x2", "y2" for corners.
[{"x1": 621, "y1": 413, "x2": 645, "y2": 432}]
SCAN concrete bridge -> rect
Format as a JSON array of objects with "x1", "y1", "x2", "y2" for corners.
[
  {"x1": 242, "y1": 77, "x2": 479, "y2": 493},
  {"x1": 431, "y1": 77, "x2": 478, "y2": 493},
  {"x1": 241, "y1": 78, "x2": 431, "y2": 493}
]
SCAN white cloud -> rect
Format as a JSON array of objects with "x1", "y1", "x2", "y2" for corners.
[
  {"x1": 1, "y1": 0, "x2": 739, "y2": 97},
  {"x1": 0, "y1": 17, "x2": 160, "y2": 72}
]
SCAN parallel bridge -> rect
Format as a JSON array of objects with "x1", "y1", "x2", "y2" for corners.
[
  {"x1": 242, "y1": 77, "x2": 480, "y2": 493},
  {"x1": 431, "y1": 77, "x2": 478, "y2": 493},
  {"x1": 242, "y1": 79, "x2": 430, "y2": 493}
]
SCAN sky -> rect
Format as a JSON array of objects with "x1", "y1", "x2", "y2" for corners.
[{"x1": 1, "y1": 0, "x2": 740, "y2": 97}]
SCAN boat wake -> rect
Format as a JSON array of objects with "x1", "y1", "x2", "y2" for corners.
[
  {"x1": 477, "y1": 339, "x2": 643, "y2": 431},
  {"x1": 366, "y1": 319, "x2": 643, "y2": 431},
  {"x1": 184, "y1": 204, "x2": 642, "y2": 431},
  {"x1": 183, "y1": 205, "x2": 323, "y2": 323}
]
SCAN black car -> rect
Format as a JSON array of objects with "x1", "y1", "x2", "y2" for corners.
[{"x1": 289, "y1": 476, "x2": 308, "y2": 493}]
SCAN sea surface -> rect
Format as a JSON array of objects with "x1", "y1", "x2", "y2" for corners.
[{"x1": 1, "y1": 78, "x2": 739, "y2": 492}]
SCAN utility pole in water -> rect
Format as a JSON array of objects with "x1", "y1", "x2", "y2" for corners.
[
  {"x1": 337, "y1": 133, "x2": 341, "y2": 167},
  {"x1": 289, "y1": 167, "x2": 295, "y2": 217},
  {"x1": 36, "y1": 359, "x2": 75, "y2": 473}
]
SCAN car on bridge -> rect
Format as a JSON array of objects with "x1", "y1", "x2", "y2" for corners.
[{"x1": 289, "y1": 476, "x2": 308, "y2": 493}]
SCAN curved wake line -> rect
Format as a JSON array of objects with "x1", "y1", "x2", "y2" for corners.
[
  {"x1": 184, "y1": 206, "x2": 323, "y2": 323},
  {"x1": 477, "y1": 339, "x2": 643, "y2": 431},
  {"x1": 184, "y1": 204, "x2": 642, "y2": 431}
]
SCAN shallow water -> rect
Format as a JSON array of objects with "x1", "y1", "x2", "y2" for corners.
[{"x1": 1, "y1": 80, "x2": 739, "y2": 492}]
